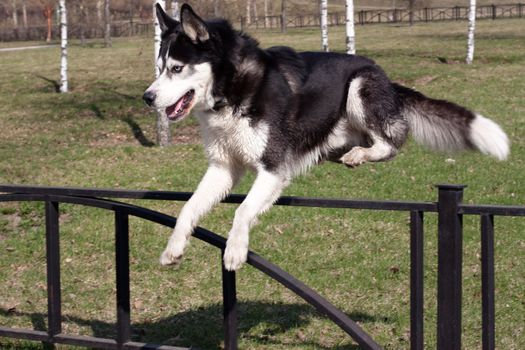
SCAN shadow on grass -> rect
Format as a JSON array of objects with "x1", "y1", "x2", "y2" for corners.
[
  {"x1": 123, "y1": 115, "x2": 155, "y2": 147},
  {"x1": 1, "y1": 301, "x2": 387, "y2": 349},
  {"x1": 33, "y1": 74, "x2": 60, "y2": 93}
]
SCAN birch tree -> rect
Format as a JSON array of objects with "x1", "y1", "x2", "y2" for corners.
[
  {"x1": 281, "y1": 0, "x2": 286, "y2": 33},
  {"x1": 214, "y1": 0, "x2": 221, "y2": 17},
  {"x1": 11, "y1": 0, "x2": 18, "y2": 29},
  {"x1": 154, "y1": 0, "x2": 171, "y2": 147},
  {"x1": 466, "y1": 0, "x2": 476, "y2": 64},
  {"x1": 96, "y1": 0, "x2": 103, "y2": 28},
  {"x1": 171, "y1": 1, "x2": 180, "y2": 20},
  {"x1": 78, "y1": 0, "x2": 86, "y2": 45},
  {"x1": 345, "y1": 0, "x2": 355, "y2": 54},
  {"x1": 59, "y1": 0, "x2": 68, "y2": 93},
  {"x1": 320, "y1": 0, "x2": 329, "y2": 52},
  {"x1": 264, "y1": 0, "x2": 270, "y2": 28},
  {"x1": 104, "y1": 0, "x2": 111, "y2": 47},
  {"x1": 22, "y1": 0, "x2": 28, "y2": 30},
  {"x1": 246, "y1": 0, "x2": 252, "y2": 25}
]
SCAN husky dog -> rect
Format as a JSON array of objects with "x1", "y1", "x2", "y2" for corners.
[{"x1": 143, "y1": 4, "x2": 509, "y2": 271}]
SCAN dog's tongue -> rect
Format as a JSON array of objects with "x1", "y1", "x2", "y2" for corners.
[
  {"x1": 165, "y1": 90, "x2": 194, "y2": 120},
  {"x1": 166, "y1": 97, "x2": 185, "y2": 118}
]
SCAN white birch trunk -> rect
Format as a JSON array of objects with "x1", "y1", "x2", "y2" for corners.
[
  {"x1": 281, "y1": 0, "x2": 286, "y2": 33},
  {"x1": 12, "y1": 0, "x2": 18, "y2": 28},
  {"x1": 246, "y1": 0, "x2": 252, "y2": 25},
  {"x1": 345, "y1": 0, "x2": 355, "y2": 54},
  {"x1": 96, "y1": 0, "x2": 103, "y2": 26},
  {"x1": 154, "y1": 0, "x2": 171, "y2": 147},
  {"x1": 466, "y1": 0, "x2": 476, "y2": 64},
  {"x1": 171, "y1": 1, "x2": 180, "y2": 20},
  {"x1": 264, "y1": 0, "x2": 269, "y2": 28},
  {"x1": 22, "y1": 2, "x2": 28, "y2": 29},
  {"x1": 59, "y1": 0, "x2": 68, "y2": 93},
  {"x1": 214, "y1": 0, "x2": 221, "y2": 17},
  {"x1": 104, "y1": 0, "x2": 111, "y2": 47},
  {"x1": 253, "y1": 0, "x2": 258, "y2": 24},
  {"x1": 320, "y1": 0, "x2": 329, "y2": 52}
]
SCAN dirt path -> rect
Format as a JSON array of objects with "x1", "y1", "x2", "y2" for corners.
[{"x1": 0, "y1": 44, "x2": 58, "y2": 52}]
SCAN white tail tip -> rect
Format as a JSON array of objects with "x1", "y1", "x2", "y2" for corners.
[{"x1": 470, "y1": 114, "x2": 510, "y2": 161}]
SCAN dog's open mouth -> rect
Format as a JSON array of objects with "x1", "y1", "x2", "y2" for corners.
[{"x1": 165, "y1": 90, "x2": 195, "y2": 121}]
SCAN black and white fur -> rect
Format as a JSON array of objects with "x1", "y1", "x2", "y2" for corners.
[{"x1": 143, "y1": 4, "x2": 509, "y2": 271}]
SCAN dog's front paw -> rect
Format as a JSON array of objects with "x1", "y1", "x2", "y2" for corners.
[
  {"x1": 340, "y1": 147, "x2": 368, "y2": 168},
  {"x1": 223, "y1": 240, "x2": 248, "y2": 271},
  {"x1": 159, "y1": 241, "x2": 185, "y2": 266}
]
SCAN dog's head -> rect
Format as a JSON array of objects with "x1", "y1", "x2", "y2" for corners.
[{"x1": 143, "y1": 4, "x2": 216, "y2": 121}]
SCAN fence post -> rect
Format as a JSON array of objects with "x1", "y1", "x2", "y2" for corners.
[
  {"x1": 436, "y1": 184, "x2": 465, "y2": 350},
  {"x1": 410, "y1": 211, "x2": 424, "y2": 350},
  {"x1": 115, "y1": 211, "x2": 131, "y2": 347},
  {"x1": 45, "y1": 201, "x2": 61, "y2": 346},
  {"x1": 222, "y1": 252, "x2": 238, "y2": 350},
  {"x1": 481, "y1": 214, "x2": 495, "y2": 350}
]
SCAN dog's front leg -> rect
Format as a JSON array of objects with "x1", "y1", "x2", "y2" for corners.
[
  {"x1": 223, "y1": 169, "x2": 287, "y2": 271},
  {"x1": 160, "y1": 162, "x2": 243, "y2": 266}
]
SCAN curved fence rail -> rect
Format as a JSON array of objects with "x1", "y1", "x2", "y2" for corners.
[{"x1": 1, "y1": 184, "x2": 524, "y2": 350}]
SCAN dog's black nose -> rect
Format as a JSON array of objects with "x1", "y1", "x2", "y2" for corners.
[{"x1": 143, "y1": 91, "x2": 156, "y2": 106}]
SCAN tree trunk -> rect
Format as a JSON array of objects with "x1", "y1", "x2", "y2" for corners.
[
  {"x1": 281, "y1": 0, "x2": 286, "y2": 32},
  {"x1": 246, "y1": 0, "x2": 252, "y2": 25},
  {"x1": 320, "y1": 0, "x2": 329, "y2": 52},
  {"x1": 264, "y1": 0, "x2": 269, "y2": 28},
  {"x1": 409, "y1": 0, "x2": 415, "y2": 25},
  {"x1": 253, "y1": 0, "x2": 258, "y2": 25},
  {"x1": 128, "y1": 0, "x2": 133, "y2": 37},
  {"x1": 11, "y1": 0, "x2": 18, "y2": 28},
  {"x1": 171, "y1": 1, "x2": 180, "y2": 20},
  {"x1": 44, "y1": 5, "x2": 53, "y2": 42},
  {"x1": 154, "y1": 0, "x2": 171, "y2": 147},
  {"x1": 214, "y1": 0, "x2": 221, "y2": 18},
  {"x1": 79, "y1": 0, "x2": 86, "y2": 45},
  {"x1": 466, "y1": 0, "x2": 476, "y2": 64},
  {"x1": 22, "y1": 1, "x2": 28, "y2": 29},
  {"x1": 345, "y1": 0, "x2": 355, "y2": 54},
  {"x1": 104, "y1": 0, "x2": 111, "y2": 47},
  {"x1": 97, "y1": 0, "x2": 103, "y2": 32},
  {"x1": 59, "y1": 0, "x2": 68, "y2": 93}
]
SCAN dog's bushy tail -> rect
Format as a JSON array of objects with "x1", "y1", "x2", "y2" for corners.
[{"x1": 393, "y1": 83, "x2": 509, "y2": 160}]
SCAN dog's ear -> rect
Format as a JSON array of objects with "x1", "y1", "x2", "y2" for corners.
[
  {"x1": 180, "y1": 4, "x2": 209, "y2": 42},
  {"x1": 156, "y1": 3, "x2": 179, "y2": 34}
]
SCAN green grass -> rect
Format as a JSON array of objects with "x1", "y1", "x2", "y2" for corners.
[{"x1": 1, "y1": 19, "x2": 524, "y2": 349}]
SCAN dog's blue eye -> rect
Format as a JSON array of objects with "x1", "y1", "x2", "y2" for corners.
[{"x1": 171, "y1": 65, "x2": 184, "y2": 73}]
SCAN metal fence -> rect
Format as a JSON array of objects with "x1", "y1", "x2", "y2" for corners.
[
  {"x1": 241, "y1": 3, "x2": 525, "y2": 31},
  {"x1": 1, "y1": 4, "x2": 524, "y2": 41},
  {"x1": 0, "y1": 184, "x2": 524, "y2": 349}
]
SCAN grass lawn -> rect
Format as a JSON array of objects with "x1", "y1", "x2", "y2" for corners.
[{"x1": 1, "y1": 19, "x2": 524, "y2": 349}]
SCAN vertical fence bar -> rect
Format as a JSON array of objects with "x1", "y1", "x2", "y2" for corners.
[
  {"x1": 436, "y1": 184, "x2": 465, "y2": 350},
  {"x1": 115, "y1": 211, "x2": 131, "y2": 347},
  {"x1": 410, "y1": 211, "x2": 424, "y2": 350},
  {"x1": 45, "y1": 201, "x2": 62, "y2": 342},
  {"x1": 222, "y1": 251, "x2": 238, "y2": 350},
  {"x1": 481, "y1": 214, "x2": 495, "y2": 350}
]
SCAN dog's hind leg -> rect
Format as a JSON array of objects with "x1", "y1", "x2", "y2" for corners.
[
  {"x1": 160, "y1": 162, "x2": 244, "y2": 266},
  {"x1": 223, "y1": 169, "x2": 288, "y2": 271},
  {"x1": 342, "y1": 71, "x2": 408, "y2": 168},
  {"x1": 340, "y1": 133, "x2": 397, "y2": 167}
]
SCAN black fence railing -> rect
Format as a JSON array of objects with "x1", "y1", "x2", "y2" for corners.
[
  {"x1": 0, "y1": 184, "x2": 524, "y2": 349},
  {"x1": 1, "y1": 4, "x2": 524, "y2": 41},
  {"x1": 240, "y1": 3, "x2": 524, "y2": 31}
]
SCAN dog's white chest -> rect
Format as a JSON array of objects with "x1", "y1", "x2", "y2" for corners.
[{"x1": 196, "y1": 108, "x2": 269, "y2": 166}]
